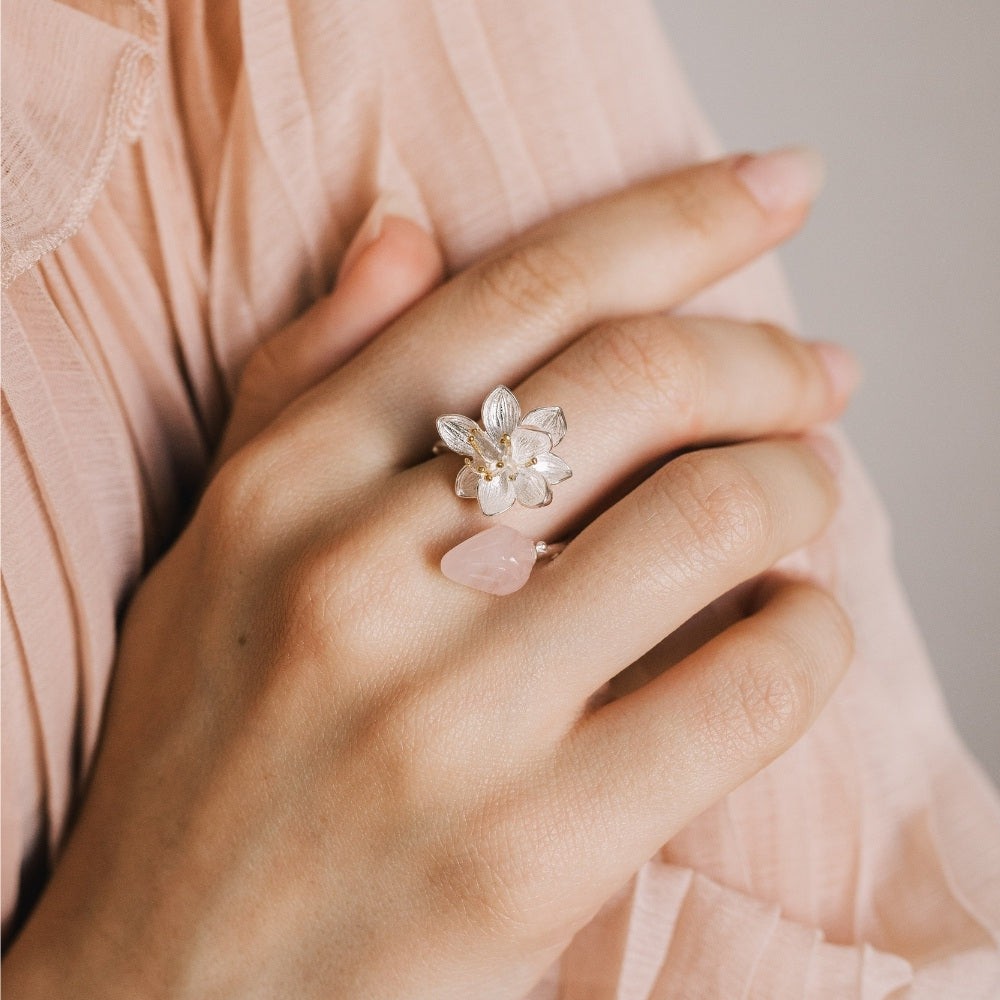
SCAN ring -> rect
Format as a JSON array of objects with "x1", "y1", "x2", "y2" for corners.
[
  {"x1": 441, "y1": 525, "x2": 565, "y2": 595},
  {"x1": 435, "y1": 385, "x2": 572, "y2": 516}
]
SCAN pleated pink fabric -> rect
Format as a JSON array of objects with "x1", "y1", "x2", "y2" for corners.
[{"x1": 3, "y1": 1, "x2": 999, "y2": 994}]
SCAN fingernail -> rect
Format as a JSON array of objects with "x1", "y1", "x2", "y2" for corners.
[
  {"x1": 337, "y1": 190, "x2": 425, "y2": 284},
  {"x1": 812, "y1": 341, "x2": 862, "y2": 403},
  {"x1": 734, "y1": 146, "x2": 826, "y2": 213},
  {"x1": 803, "y1": 432, "x2": 842, "y2": 476}
]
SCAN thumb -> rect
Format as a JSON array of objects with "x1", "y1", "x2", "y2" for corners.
[{"x1": 217, "y1": 193, "x2": 445, "y2": 467}]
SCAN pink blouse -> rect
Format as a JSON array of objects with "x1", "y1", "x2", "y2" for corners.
[{"x1": 3, "y1": 1, "x2": 999, "y2": 995}]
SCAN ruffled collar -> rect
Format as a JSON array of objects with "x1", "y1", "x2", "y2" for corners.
[{"x1": 1, "y1": 0, "x2": 161, "y2": 288}]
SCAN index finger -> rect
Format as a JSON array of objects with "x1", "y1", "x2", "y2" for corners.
[{"x1": 299, "y1": 147, "x2": 825, "y2": 474}]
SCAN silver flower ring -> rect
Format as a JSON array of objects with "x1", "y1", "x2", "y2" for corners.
[{"x1": 435, "y1": 386, "x2": 572, "y2": 516}]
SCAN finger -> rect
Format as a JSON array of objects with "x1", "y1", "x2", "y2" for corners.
[
  {"x1": 511, "y1": 437, "x2": 839, "y2": 708},
  {"x1": 404, "y1": 316, "x2": 857, "y2": 542},
  {"x1": 287, "y1": 147, "x2": 826, "y2": 474},
  {"x1": 217, "y1": 213, "x2": 443, "y2": 465},
  {"x1": 552, "y1": 576, "x2": 852, "y2": 909}
]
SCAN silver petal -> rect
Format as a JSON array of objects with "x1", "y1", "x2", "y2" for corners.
[
  {"x1": 510, "y1": 426, "x2": 551, "y2": 464},
  {"x1": 455, "y1": 464, "x2": 480, "y2": 498},
  {"x1": 482, "y1": 385, "x2": 521, "y2": 440},
  {"x1": 436, "y1": 414, "x2": 480, "y2": 458},
  {"x1": 478, "y1": 472, "x2": 517, "y2": 516},
  {"x1": 513, "y1": 469, "x2": 551, "y2": 508},
  {"x1": 533, "y1": 452, "x2": 572, "y2": 485},
  {"x1": 522, "y1": 406, "x2": 567, "y2": 447},
  {"x1": 476, "y1": 430, "x2": 505, "y2": 464}
]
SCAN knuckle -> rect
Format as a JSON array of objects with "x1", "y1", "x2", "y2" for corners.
[
  {"x1": 590, "y1": 320, "x2": 672, "y2": 394},
  {"x1": 724, "y1": 648, "x2": 813, "y2": 755},
  {"x1": 357, "y1": 685, "x2": 446, "y2": 799},
  {"x1": 472, "y1": 239, "x2": 589, "y2": 329},
  {"x1": 653, "y1": 450, "x2": 773, "y2": 567},
  {"x1": 334, "y1": 687, "x2": 439, "y2": 830},
  {"x1": 349, "y1": 706, "x2": 541, "y2": 939},
  {"x1": 281, "y1": 524, "x2": 390, "y2": 660},
  {"x1": 197, "y1": 442, "x2": 283, "y2": 562},
  {"x1": 581, "y1": 318, "x2": 708, "y2": 429},
  {"x1": 431, "y1": 807, "x2": 538, "y2": 940},
  {"x1": 704, "y1": 586, "x2": 855, "y2": 761},
  {"x1": 351, "y1": 699, "x2": 531, "y2": 905},
  {"x1": 279, "y1": 550, "x2": 339, "y2": 648}
]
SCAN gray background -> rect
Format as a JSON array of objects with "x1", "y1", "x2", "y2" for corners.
[{"x1": 655, "y1": 1, "x2": 1000, "y2": 782}]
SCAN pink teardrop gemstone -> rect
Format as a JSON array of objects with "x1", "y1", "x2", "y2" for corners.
[{"x1": 440, "y1": 526, "x2": 538, "y2": 596}]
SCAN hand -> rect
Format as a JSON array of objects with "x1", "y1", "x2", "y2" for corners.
[{"x1": 4, "y1": 149, "x2": 858, "y2": 1000}]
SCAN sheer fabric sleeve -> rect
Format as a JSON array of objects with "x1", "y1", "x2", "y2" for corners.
[{"x1": 2, "y1": 1, "x2": 998, "y2": 993}]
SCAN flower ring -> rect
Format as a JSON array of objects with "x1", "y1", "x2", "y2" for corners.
[{"x1": 436, "y1": 386, "x2": 572, "y2": 516}]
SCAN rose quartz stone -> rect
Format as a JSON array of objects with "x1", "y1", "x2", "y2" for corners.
[{"x1": 440, "y1": 525, "x2": 538, "y2": 595}]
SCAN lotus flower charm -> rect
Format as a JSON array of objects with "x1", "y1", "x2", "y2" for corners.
[{"x1": 436, "y1": 386, "x2": 572, "y2": 516}]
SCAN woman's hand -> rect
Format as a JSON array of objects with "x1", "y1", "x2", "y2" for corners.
[{"x1": 4, "y1": 149, "x2": 858, "y2": 1000}]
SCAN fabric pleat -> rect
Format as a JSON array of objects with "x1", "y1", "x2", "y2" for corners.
[{"x1": 2, "y1": 0, "x2": 999, "y2": 994}]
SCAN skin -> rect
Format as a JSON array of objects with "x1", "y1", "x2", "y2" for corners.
[{"x1": 4, "y1": 156, "x2": 858, "y2": 999}]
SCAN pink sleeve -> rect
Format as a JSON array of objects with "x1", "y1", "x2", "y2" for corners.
[{"x1": 3, "y1": 0, "x2": 999, "y2": 992}]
